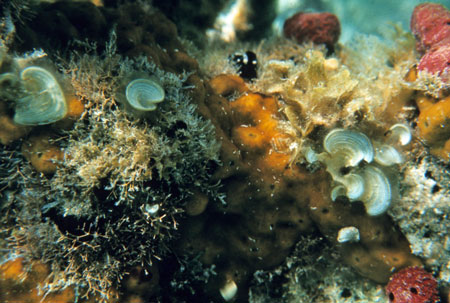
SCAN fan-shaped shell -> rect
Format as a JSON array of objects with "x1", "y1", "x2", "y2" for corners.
[
  {"x1": 0, "y1": 72, "x2": 18, "y2": 86},
  {"x1": 337, "y1": 226, "x2": 360, "y2": 243},
  {"x1": 125, "y1": 78, "x2": 165, "y2": 111},
  {"x1": 341, "y1": 173, "x2": 365, "y2": 200},
  {"x1": 324, "y1": 129, "x2": 374, "y2": 166},
  {"x1": 14, "y1": 66, "x2": 67, "y2": 125},
  {"x1": 360, "y1": 165, "x2": 391, "y2": 216},
  {"x1": 388, "y1": 123, "x2": 412, "y2": 146},
  {"x1": 374, "y1": 142, "x2": 403, "y2": 166}
]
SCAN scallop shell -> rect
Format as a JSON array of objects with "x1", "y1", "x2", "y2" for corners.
[
  {"x1": 324, "y1": 129, "x2": 374, "y2": 166},
  {"x1": 14, "y1": 66, "x2": 67, "y2": 125},
  {"x1": 220, "y1": 279, "x2": 237, "y2": 302},
  {"x1": 331, "y1": 185, "x2": 347, "y2": 201},
  {"x1": 341, "y1": 173, "x2": 365, "y2": 200},
  {"x1": 0, "y1": 72, "x2": 18, "y2": 86},
  {"x1": 331, "y1": 173, "x2": 364, "y2": 201},
  {"x1": 387, "y1": 123, "x2": 412, "y2": 146},
  {"x1": 360, "y1": 165, "x2": 391, "y2": 216},
  {"x1": 125, "y1": 78, "x2": 165, "y2": 111},
  {"x1": 337, "y1": 226, "x2": 360, "y2": 243},
  {"x1": 374, "y1": 142, "x2": 403, "y2": 166},
  {"x1": 304, "y1": 146, "x2": 318, "y2": 163}
]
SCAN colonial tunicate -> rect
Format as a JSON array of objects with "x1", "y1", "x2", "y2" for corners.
[
  {"x1": 14, "y1": 66, "x2": 67, "y2": 125},
  {"x1": 337, "y1": 226, "x2": 360, "y2": 243},
  {"x1": 125, "y1": 78, "x2": 165, "y2": 111}
]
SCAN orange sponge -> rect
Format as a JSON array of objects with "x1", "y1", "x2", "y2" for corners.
[
  {"x1": 230, "y1": 93, "x2": 293, "y2": 172},
  {"x1": 22, "y1": 133, "x2": 64, "y2": 174},
  {"x1": 0, "y1": 258, "x2": 75, "y2": 303},
  {"x1": 417, "y1": 95, "x2": 450, "y2": 144}
]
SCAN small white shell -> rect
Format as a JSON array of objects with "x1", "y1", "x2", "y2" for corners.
[
  {"x1": 374, "y1": 142, "x2": 403, "y2": 166},
  {"x1": 145, "y1": 204, "x2": 159, "y2": 215},
  {"x1": 360, "y1": 165, "x2": 391, "y2": 216},
  {"x1": 341, "y1": 173, "x2": 365, "y2": 200},
  {"x1": 14, "y1": 66, "x2": 67, "y2": 125},
  {"x1": 125, "y1": 78, "x2": 165, "y2": 111},
  {"x1": 388, "y1": 123, "x2": 412, "y2": 146},
  {"x1": 220, "y1": 279, "x2": 238, "y2": 301},
  {"x1": 331, "y1": 172, "x2": 364, "y2": 201},
  {"x1": 324, "y1": 129, "x2": 374, "y2": 166},
  {"x1": 331, "y1": 185, "x2": 346, "y2": 201},
  {"x1": 337, "y1": 226, "x2": 360, "y2": 243},
  {"x1": 0, "y1": 72, "x2": 18, "y2": 85},
  {"x1": 304, "y1": 146, "x2": 318, "y2": 163}
]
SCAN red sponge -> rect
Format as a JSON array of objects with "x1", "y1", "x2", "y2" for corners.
[
  {"x1": 283, "y1": 12, "x2": 340, "y2": 51},
  {"x1": 386, "y1": 267, "x2": 439, "y2": 303}
]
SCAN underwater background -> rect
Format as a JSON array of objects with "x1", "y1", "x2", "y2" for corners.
[{"x1": 0, "y1": 0, "x2": 450, "y2": 302}]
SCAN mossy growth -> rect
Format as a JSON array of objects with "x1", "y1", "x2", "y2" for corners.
[
  {"x1": 248, "y1": 236, "x2": 386, "y2": 303},
  {"x1": 0, "y1": 36, "x2": 222, "y2": 300}
]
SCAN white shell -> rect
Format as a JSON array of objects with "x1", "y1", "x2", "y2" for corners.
[
  {"x1": 388, "y1": 123, "x2": 412, "y2": 146},
  {"x1": 337, "y1": 226, "x2": 360, "y2": 243},
  {"x1": 331, "y1": 185, "x2": 346, "y2": 201},
  {"x1": 14, "y1": 66, "x2": 67, "y2": 125},
  {"x1": 324, "y1": 129, "x2": 374, "y2": 166},
  {"x1": 360, "y1": 166, "x2": 391, "y2": 216},
  {"x1": 374, "y1": 142, "x2": 403, "y2": 166},
  {"x1": 0, "y1": 72, "x2": 18, "y2": 86},
  {"x1": 125, "y1": 78, "x2": 165, "y2": 111},
  {"x1": 145, "y1": 204, "x2": 159, "y2": 215},
  {"x1": 304, "y1": 146, "x2": 318, "y2": 163},
  {"x1": 220, "y1": 279, "x2": 238, "y2": 301},
  {"x1": 341, "y1": 173, "x2": 365, "y2": 200}
]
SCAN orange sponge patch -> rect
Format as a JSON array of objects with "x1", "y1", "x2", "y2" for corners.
[
  {"x1": 417, "y1": 95, "x2": 450, "y2": 145},
  {"x1": 233, "y1": 126, "x2": 266, "y2": 152},
  {"x1": 230, "y1": 93, "x2": 293, "y2": 172}
]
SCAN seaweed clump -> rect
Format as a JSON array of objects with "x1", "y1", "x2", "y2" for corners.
[{"x1": 0, "y1": 37, "x2": 221, "y2": 300}]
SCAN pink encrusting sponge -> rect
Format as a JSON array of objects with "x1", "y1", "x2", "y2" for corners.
[
  {"x1": 411, "y1": 3, "x2": 450, "y2": 81},
  {"x1": 283, "y1": 12, "x2": 340, "y2": 52}
]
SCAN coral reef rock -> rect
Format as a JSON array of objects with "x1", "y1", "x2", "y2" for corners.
[{"x1": 389, "y1": 155, "x2": 450, "y2": 286}]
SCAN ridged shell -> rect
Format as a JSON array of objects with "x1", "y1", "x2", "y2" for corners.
[
  {"x1": 304, "y1": 146, "x2": 318, "y2": 163},
  {"x1": 331, "y1": 185, "x2": 346, "y2": 201},
  {"x1": 0, "y1": 72, "x2": 18, "y2": 85},
  {"x1": 374, "y1": 142, "x2": 403, "y2": 166},
  {"x1": 337, "y1": 226, "x2": 360, "y2": 243},
  {"x1": 324, "y1": 129, "x2": 374, "y2": 166},
  {"x1": 14, "y1": 66, "x2": 67, "y2": 125},
  {"x1": 387, "y1": 123, "x2": 412, "y2": 146},
  {"x1": 331, "y1": 173, "x2": 364, "y2": 201},
  {"x1": 220, "y1": 279, "x2": 237, "y2": 302},
  {"x1": 341, "y1": 173, "x2": 365, "y2": 200},
  {"x1": 125, "y1": 78, "x2": 165, "y2": 111},
  {"x1": 360, "y1": 165, "x2": 391, "y2": 216}
]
